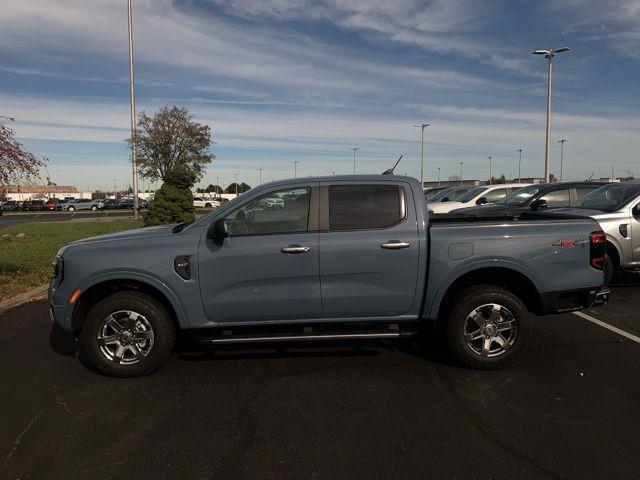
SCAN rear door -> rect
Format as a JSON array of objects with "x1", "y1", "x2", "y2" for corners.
[{"x1": 318, "y1": 181, "x2": 420, "y2": 318}]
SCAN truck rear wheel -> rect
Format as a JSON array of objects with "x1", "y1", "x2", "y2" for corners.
[
  {"x1": 446, "y1": 285, "x2": 530, "y2": 369},
  {"x1": 80, "y1": 291, "x2": 175, "y2": 377}
]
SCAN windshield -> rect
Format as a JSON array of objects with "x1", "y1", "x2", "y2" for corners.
[
  {"x1": 430, "y1": 186, "x2": 472, "y2": 202},
  {"x1": 457, "y1": 186, "x2": 488, "y2": 203},
  {"x1": 423, "y1": 188, "x2": 445, "y2": 201},
  {"x1": 497, "y1": 184, "x2": 543, "y2": 205},
  {"x1": 570, "y1": 184, "x2": 640, "y2": 212}
]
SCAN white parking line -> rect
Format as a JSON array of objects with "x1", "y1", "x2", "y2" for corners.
[{"x1": 573, "y1": 311, "x2": 640, "y2": 344}]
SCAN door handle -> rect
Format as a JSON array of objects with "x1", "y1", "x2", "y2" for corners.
[
  {"x1": 281, "y1": 245, "x2": 311, "y2": 254},
  {"x1": 381, "y1": 241, "x2": 410, "y2": 250}
]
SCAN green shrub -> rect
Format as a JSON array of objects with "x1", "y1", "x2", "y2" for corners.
[{"x1": 144, "y1": 166, "x2": 196, "y2": 226}]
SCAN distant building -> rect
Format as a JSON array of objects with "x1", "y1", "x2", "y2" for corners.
[
  {"x1": 1, "y1": 184, "x2": 91, "y2": 201},
  {"x1": 422, "y1": 179, "x2": 481, "y2": 188}
]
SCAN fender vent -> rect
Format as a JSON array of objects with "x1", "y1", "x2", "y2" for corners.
[{"x1": 174, "y1": 255, "x2": 191, "y2": 280}]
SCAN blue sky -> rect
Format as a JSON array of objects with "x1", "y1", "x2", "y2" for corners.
[{"x1": 1, "y1": 0, "x2": 639, "y2": 190}]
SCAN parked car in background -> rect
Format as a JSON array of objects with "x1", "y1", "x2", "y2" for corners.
[
  {"x1": 103, "y1": 199, "x2": 118, "y2": 209},
  {"x1": 423, "y1": 187, "x2": 448, "y2": 202},
  {"x1": 0, "y1": 200, "x2": 20, "y2": 211},
  {"x1": 429, "y1": 183, "x2": 532, "y2": 214},
  {"x1": 21, "y1": 200, "x2": 46, "y2": 211},
  {"x1": 258, "y1": 195, "x2": 285, "y2": 209},
  {"x1": 452, "y1": 182, "x2": 608, "y2": 215},
  {"x1": 56, "y1": 198, "x2": 101, "y2": 211},
  {"x1": 550, "y1": 182, "x2": 640, "y2": 283},
  {"x1": 428, "y1": 185, "x2": 476, "y2": 204},
  {"x1": 49, "y1": 175, "x2": 609, "y2": 377},
  {"x1": 193, "y1": 197, "x2": 221, "y2": 208},
  {"x1": 115, "y1": 198, "x2": 148, "y2": 210},
  {"x1": 44, "y1": 198, "x2": 60, "y2": 210}
]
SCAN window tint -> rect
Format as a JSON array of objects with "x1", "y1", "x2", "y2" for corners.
[
  {"x1": 539, "y1": 189, "x2": 570, "y2": 207},
  {"x1": 575, "y1": 187, "x2": 600, "y2": 199},
  {"x1": 484, "y1": 188, "x2": 508, "y2": 203},
  {"x1": 225, "y1": 187, "x2": 310, "y2": 236},
  {"x1": 328, "y1": 185, "x2": 403, "y2": 230}
]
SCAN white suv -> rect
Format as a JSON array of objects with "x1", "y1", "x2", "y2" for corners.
[{"x1": 429, "y1": 183, "x2": 532, "y2": 214}]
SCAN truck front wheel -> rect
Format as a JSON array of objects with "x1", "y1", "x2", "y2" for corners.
[
  {"x1": 80, "y1": 291, "x2": 176, "y2": 377},
  {"x1": 446, "y1": 286, "x2": 530, "y2": 369}
]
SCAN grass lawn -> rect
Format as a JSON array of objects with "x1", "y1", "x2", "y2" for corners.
[{"x1": 0, "y1": 220, "x2": 142, "y2": 300}]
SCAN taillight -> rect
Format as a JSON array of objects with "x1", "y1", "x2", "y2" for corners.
[{"x1": 590, "y1": 230, "x2": 606, "y2": 270}]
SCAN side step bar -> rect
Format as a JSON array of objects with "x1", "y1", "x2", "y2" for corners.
[
  {"x1": 194, "y1": 323, "x2": 419, "y2": 345},
  {"x1": 206, "y1": 332, "x2": 402, "y2": 344}
]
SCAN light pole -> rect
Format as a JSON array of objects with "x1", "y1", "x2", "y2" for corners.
[
  {"x1": 293, "y1": 161, "x2": 299, "y2": 178},
  {"x1": 413, "y1": 123, "x2": 429, "y2": 187},
  {"x1": 127, "y1": 0, "x2": 139, "y2": 218},
  {"x1": 216, "y1": 175, "x2": 220, "y2": 196},
  {"x1": 558, "y1": 139, "x2": 566, "y2": 181},
  {"x1": 259, "y1": 168, "x2": 263, "y2": 184},
  {"x1": 459, "y1": 162, "x2": 464, "y2": 186},
  {"x1": 351, "y1": 147, "x2": 360, "y2": 174},
  {"x1": 532, "y1": 46, "x2": 570, "y2": 183},
  {"x1": 487, "y1": 156, "x2": 493, "y2": 185},
  {"x1": 234, "y1": 173, "x2": 238, "y2": 195},
  {"x1": 437, "y1": 167, "x2": 441, "y2": 186},
  {"x1": 517, "y1": 149, "x2": 523, "y2": 183}
]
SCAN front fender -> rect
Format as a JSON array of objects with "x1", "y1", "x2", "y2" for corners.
[{"x1": 425, "y1": 258, "x2": 543, "y2": 320}]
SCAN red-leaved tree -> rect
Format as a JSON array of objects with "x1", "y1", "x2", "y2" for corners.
[{"x1": 0, "y1": 121, "x2": 45, "y2": 186}]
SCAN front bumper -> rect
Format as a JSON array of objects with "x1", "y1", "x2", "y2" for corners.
[{"x1": 540, "y1": 287, "x2": 610, "y2": 314}]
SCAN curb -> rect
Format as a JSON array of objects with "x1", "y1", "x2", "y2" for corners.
[{"x1": 0, "y1": 284, "x2": 49, "y2": 315}]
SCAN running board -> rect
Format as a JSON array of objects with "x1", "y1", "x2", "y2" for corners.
[{"x1": 194, "y1": 323, "x2": 418, "y2": 345}]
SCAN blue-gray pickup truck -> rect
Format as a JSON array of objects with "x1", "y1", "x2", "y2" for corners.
[{"x1": 49, "y1": 175, "x2": 610, "y2": 377}]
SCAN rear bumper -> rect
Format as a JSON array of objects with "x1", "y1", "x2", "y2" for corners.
[{"x1": 540, "y1": 287, "x2": 610, "y2": 314}]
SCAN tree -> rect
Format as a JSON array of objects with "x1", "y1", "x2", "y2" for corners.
[
  {"x1": 131, "y1": 105, "x2": 214, "y2": 183},
  {"x1": 205, "y1": 184, "x2": 223, "y2": 194},
  {"x1": 144, "y1": 165, "x2": 196, "y2": 226},
  {"x1": 225, "y1": 182, "x2": 251, "y2": 194},
  {"x1": 487, "y1": 174, "x2": 507, "y2": 185},
  {"x1": 1, "y1": 120, "x2": 45, "y2": 185}
]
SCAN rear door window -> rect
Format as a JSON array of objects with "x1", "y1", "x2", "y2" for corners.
[
  {"x1": 328, "y1": 185, "x2": 404, "y2": 230},
  {"x1": 539, "y1": 189, "x2": 571, "y2": 207},
  {"x1": 484, "y1": 188, "x2": 508, "y2": 203}
]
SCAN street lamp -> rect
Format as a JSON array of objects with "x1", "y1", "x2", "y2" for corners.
[
  {"x1": 413, "y1": 123, "x2": 429, "y2": 186},
  {"x1": 351, "y1": 147, "x2": 360, "y2": 174},
  {"x1": 437, "y1": 167, "x2": 441, "y2": 186},
  {"x1": 259, "y1": 168, "x2": 263, "y2": 184},
  {"x1": 517, "y1": 149, "x2": 523, "y2": 183},
  {"x1": 459, "y1": 162, "x2": 464, "y2": 186},
  {"x1": 234, "y1": 173, "x2": 238, "y2": 195},
  {"x1": 127, "y1": 0, "x2": 139, "y2": 218},
  {"x1": 293, "y1": 161, "x2": 299, "y2": 178},
  {"x1": 557, "y1": 139, "x2": 566, "y2": 181},
  {"x1": 487, "y1": 156, "x2": 493, "y2": 185},
  {"x1": 532, "y1": 46, "x2": 570, "y2": 183}
]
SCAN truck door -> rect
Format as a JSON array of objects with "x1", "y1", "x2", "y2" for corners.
[
  {"x1": 318, "y1": 181, "x2": 420, "y2": 318},
  {"x1": 198, "y1": 184, "x2": 323, "y2": 323}
]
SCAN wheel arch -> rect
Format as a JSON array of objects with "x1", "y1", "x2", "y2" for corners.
[
  {"x1": 605, "y1": 239, "x2": 621, "y2": 269},
  {"x1": 432, "y1": 266, "x2": 542, "y2": 327},
  {"x1": 71, "y1": 274, "x2": 186, "y2": 333}
]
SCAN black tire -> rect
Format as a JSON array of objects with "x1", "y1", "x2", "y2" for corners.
[
  {"x1": 446, "y1": 285, "x2": 530, "y2": 370},
  {"x1": 603, "y1": 256, "x2": 614, "y2": 286},
  {"x1": 80, "y1": 291, "x2": 175, "y2": 377}
]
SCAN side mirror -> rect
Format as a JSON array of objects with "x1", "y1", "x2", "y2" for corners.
[
  {"x1": 207, "y1": 218, "x2": 228, "y2": 240},
  {"x1": 476, "y1": 196, "x2": 488, "y2": 205},
  {"x1": 440, "y1": 197, "x2": 450, "y2": 202},
  {"x1": 530, "y1": 199, "x2": 548, "y2": 211}
]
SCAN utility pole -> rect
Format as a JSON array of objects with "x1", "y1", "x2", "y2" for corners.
[
  {"x1": 127, "y1": 0, "x2": 139, "y2": 218},
  {"x1": 413, "y1": 124, "x2": 429, "y2": 187},
  {"x1": 517, "y1": 149, "x2": 523, "y2": 183},
  {"x1": 532, "y1": 47, "x2": 570, "y2": 183},
  {"x1": 488, "y1": 156, "x2": 493, "y2": 185},
  {"x1": 234, "y1": 173, "x2": 238, "y2": 195},
  {"x1": 459, "y1": 162, "x2": 464, "y2": 186},
  {"x1": 611, "y1": 165, "x2": 614, "y2": 182},
  {"x1": 437, "y1": 167, "x2": 441, "y2": 186},
  {"x1": 259, "y1": 168, "x2": 263, "y2": 184},
  {"x1": 558, "y1": 139, "x2": 567, "y2": 181},
  {"x1": 351, "y1": 147, "x2": 360, "y2": 174},
  {"x1": 293, "y1": 161, "x2": 299, "y2": 178},
  {"x1": 216, "y1": 175, "x2": 220, "y2": 196}
]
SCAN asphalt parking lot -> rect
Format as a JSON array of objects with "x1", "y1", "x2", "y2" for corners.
[{"x1": 1, "y1": 277, "x2": 639, "y2": 480}]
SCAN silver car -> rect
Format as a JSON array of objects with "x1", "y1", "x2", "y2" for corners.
[
  {"x1": 556, "y1": 182, "x2": 640, "y2": 283},
  {"x1": 56, "y1": 198, "x2": 102, "y2": 212}
]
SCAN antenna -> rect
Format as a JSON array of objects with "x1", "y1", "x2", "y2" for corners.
[
  {"x1": 382, "y1": 155, "x2": 403, "y2": 175},
  {"x1": 587, "y1": 172, "x2": 594, "y2": 181}
]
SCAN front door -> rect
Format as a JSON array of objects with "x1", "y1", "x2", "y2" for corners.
[
  {"x1": 198, "y1": 184, "x2": 322, "y2": 323},
  {"x1": 318, "y1": 181, "x2": 421, "y2": 318}
]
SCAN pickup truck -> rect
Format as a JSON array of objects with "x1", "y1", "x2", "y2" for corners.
[
  {"x1": 48, "y1": 175, "x2": 610, "y2": 377},
  {"x1": 552, "y1": 182, "x2": 640, "y2": 284}
]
